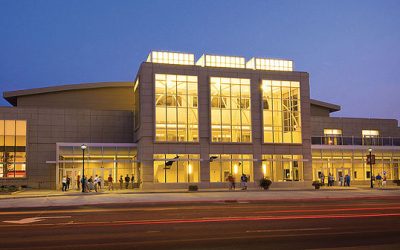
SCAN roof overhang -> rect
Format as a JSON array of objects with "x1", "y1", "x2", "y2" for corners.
[
  {"x1": 3, "y1": 81, "x2": 134, "y2": 106},
  {"x1": 310, "y1": 99, "x2": 341, "y2": 113}
]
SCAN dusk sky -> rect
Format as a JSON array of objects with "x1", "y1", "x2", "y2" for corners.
[{"x1": 0, "y1": 0, "x2": 399, "y2": 121}]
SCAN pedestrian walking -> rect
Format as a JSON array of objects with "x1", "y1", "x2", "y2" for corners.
[
  {"x1": 88, "y1": 176, "x2": 94, "y2": 192},
  {"x1": 131, "y1": 174, "x2": 135, "y2": 189},
  {"x1": 240, "y1": 174, "x2": 248, "y2": 190},
  {"x1": 328, "y1": 173, "x2": 334, "y2": 186},
  {"x1": 119, "y1": 175, "x2": 123, "y2": 189},
  {"x1": 61, "y1": 176, "x2": 67, "y2": 191},
  {"x1": 125, "y1": 175, "x2": 130, "y2": 189},
  {"x1": 98, "y1": 176, "x2": 102, "y2": 190},
  {"x1": 107, "y1": 174, "x2": 114, "y2": 191}
]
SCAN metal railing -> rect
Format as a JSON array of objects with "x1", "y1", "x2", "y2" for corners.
[{"x1": 311, "y1": 136, "x2": 400, "y2": 146}]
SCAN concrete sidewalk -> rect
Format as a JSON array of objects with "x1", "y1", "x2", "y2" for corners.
[{"x1": 0, "y1": 187, "x2": 399, "y2": 209}]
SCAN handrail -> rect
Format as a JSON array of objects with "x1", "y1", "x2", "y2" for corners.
[{"x1": 311, "y1": 136, "x2": 400, "y2": 146}]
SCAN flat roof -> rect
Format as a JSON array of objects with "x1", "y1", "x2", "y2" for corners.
[
  {"x1": 3, "y1": 81, "x2": 134, "y2": 106},
  {"x1": 310, "y1": 99, "x2": 341, "y2": 113}
]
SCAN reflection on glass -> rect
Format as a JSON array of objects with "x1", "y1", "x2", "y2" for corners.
[
  {"x1": 210, "y1": 77, "x2": 252, "y2": 142},
  {"x1": 262, "y1": 80, "x2": 301, "y2": 143},
  {"x1": 153, "y1": 154, "x2": 200, "y2": 183}
]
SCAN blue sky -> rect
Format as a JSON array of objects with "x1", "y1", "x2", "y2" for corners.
[{"x1": 0, "y1": 0, "x2": 399, "y2": 121}]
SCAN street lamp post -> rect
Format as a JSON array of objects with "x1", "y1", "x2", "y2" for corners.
[
  {"x1": 368, "y1": 148, "x2": 373, "y2": 188},
  {"x1": 81, "y1": 144, "x2": 87, "y2": 193}
]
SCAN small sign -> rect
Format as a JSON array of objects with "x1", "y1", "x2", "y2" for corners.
[{"x1": 366, "y1": 155, "x2": 376, "y2": 164}]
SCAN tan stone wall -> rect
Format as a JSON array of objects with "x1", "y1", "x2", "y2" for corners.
[
  {"x1": 311, "y1": 116, "x2": 400, "y2": 137},
  {"x1": 0, "y1": 106, "x2": 133, "y2": 189}
]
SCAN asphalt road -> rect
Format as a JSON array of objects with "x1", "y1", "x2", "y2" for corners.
[{"x1": 1, "y1": 197, "x2": 400, "y2": 250}]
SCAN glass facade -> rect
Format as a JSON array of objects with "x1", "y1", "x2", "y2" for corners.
[
  {"x1": 58, "y1": 145, "x2": 137, "y2": 189},
  {"x1": 0, "y1": 120, "x2": 27, "y2": 178},
  {"x1": 262, "y1": 155, "x2": 303, "y2": 182},
  {"x1": 155, "y1": 74, "x2": 199, "y2": 142},
  {"x1": 153, "y1": 154, "x2": 200, "y2": 183},
  {"x1": 362, "y1": 130, "x2": 380, "y2": 145},
  {"x1": 312, "y1": 149, "x2": 400, "y2": 182},
  {"x1": 210, "y1": 77, "x2": 252, "y2": 142},
  {"x1": 209, "y1": 154, "x2": 253, "y2": 183},
  {"x1": 262, "y1": 80, "x2": 302, "y2": 143}
]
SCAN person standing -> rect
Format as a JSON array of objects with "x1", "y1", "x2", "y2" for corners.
[
  {"x1": 345, "y1": 174, "x2": 351, "y2": 187},
  {"x1": 320, "y1": 173, "x2": 325, "y2": 186},
  {"x1": 94, "y1": 175, "x2": 99, "y2": 192},
  {"x1": 66, "y1": 176, "x2": 71, "y2": 190},
  {"x1": 76, "y1": 175, "x2": 81, "y2": 190},
  {"x1": 376, "y1": 173, "x2": 382, "y2": 187},
  {"x1": 339, "y1": 174, "x2": 344, "y2": 186},
  {"x1": 328, "y1": 173, "x2": 333, "y2": 186},
  {"x1": 119, "y1": 175, "x2": 123, "y2": 189},
  {"x1": 61, "y1": 176, "x2": 67, "y2": 192},
  {"x1": 107, "y1": 174, "x2": 114, "y2": 191},
  {"x1": 382, "y1": 175, "x2": 387, "y2": 187},
  {"x1": 240, "y1": 174, "x2": 248, "y2": 190},
  {"x1": 131, "y1": 174, "x2": 135, "y2": 189},
  {"x1": 125, "y1": 174, "x2": 130, "y2": 189}
]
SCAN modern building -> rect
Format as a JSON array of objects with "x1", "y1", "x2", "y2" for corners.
[{"x1": 0, "y1": 51, "x2": 399, "y2": 189}]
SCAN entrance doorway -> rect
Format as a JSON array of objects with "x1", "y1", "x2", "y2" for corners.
[
  {"x1": 63, "y1": 168, "x2": 81, "y2": 190},
  {"x1": 91, "y1": 168, "x2": 113, "y2": 189},
  {"x1": 336, "y1": 168, "x2": 351, "y2": 185}
]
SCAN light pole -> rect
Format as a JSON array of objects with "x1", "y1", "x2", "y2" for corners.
[
  {"x1": 81, "y1": 144, "x2": 87, "y2": 193},
  {"x1": 368, "y1": 148, "x2": 373, "y2": 188}
]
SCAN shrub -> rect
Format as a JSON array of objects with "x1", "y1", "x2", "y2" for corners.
[
  {"x1": 188, "y1": 185, "x2": 198, "y2": 191},
  {"x1": 312, "y1": 181, "x2": 321, "y2": 189},
  {"x1": 259, "y1": 178, "x2": 272, "y2": 190}
]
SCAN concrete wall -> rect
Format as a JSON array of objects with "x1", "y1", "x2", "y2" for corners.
[
  {"x1": 135, "y1": 62, "x2": 312, "y2": 188},
  {"x1": 0, "y1": 106, "x2": 133, "y2": 189},
  {"x1": 311, "y1": 116, "x2": 400, "y2": 137},
  {"x1": 15, "y1": 87, "x2": 134, "y2": 111}
]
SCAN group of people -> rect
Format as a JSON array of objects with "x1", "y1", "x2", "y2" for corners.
[
  {"x1": 226, "y1": 174, "x2": 249, "y2": 190},
  {"x1": 61, "y1": 174, "x2": 136, "y2": 192},
  {"x1": 61, "y1": 176, "x2": 71, "y2": 191},
  {"x1": 320, "y1": 173, "x2": 351, "y2": 187},
  {"x1": 373, "y1": 173, "x2": 387, "y2": 187}
]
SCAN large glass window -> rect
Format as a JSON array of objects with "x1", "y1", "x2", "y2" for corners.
[
  {"x1": 153, "y1": 154, "x2": 200, "y2": 183},
  {"x1": 58, "y1": 145, "x2": 137, "y2": 189},
  {"x1": 362, "y1": 130, "x2": 380, "y2": 145},
  {"x1": 262, "y1": 155, "x2": 303, "y2": 181},
  {"x1": 262, "y1": 80, "x2": 301, "y2": 143},
  {"x1": 209, "y1": 154, "x2": 253, "y2": 183},
  {"x1": 210, "y1": 77, "x2": 252, "y2": 142},
  {"x1": 155, "y1": 74, "x2": 198, "y2": 142},
  {"x1": 324, "y1": 129, "x2": 342, "y2": 145},
  {"x1": 0, "y1": 120, "x2": 27, "y2": 178}
]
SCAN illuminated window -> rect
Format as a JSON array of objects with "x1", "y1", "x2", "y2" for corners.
[
  {"x1": 362, "y1": 130, "x2": 380, "y2": 146},
  {"x1": 262, "y1": 155, "x2": 303, "y2": 181},
  {"x1": 210, "y1": 77, "x2": 252, "y2": 142},
  {"x1": 0, "y1": 120, "x2": 27, "y2": 178},
  {"x1": 246, "y1": 57, "x2": 293, "y2": 71},
  {"x1": 262, "y1": 80, "x2": 301, "y2": 143},
  {"x1": 362, "y1": 130, "x2": 379, "y2": 137},
  {"x1": 155, "y1": 74, "x2": 198, "y2": 142},
  {"x1": 196, "y1": 55, "x2": 246, "y2": 69},
  {"x1": 147, "y1": 51, "x2": 195, "y2": 65},
  {"x1": 153, "y1": 154, "x2": 200, "y2": 183},
  {"x1": 209, "y1": 154, "x2": 253, "y2": 183},
  {"x1": 324, "y1": 129, "x2": 342, "y2": 145}
]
